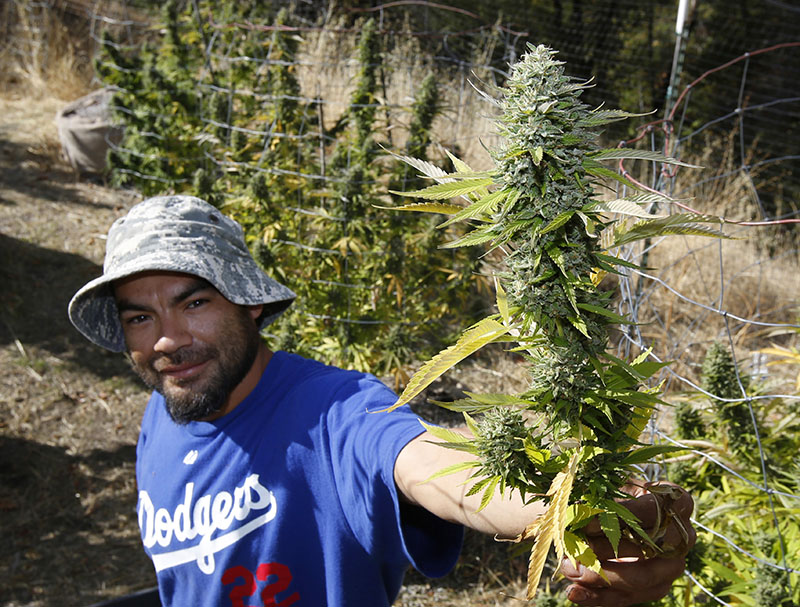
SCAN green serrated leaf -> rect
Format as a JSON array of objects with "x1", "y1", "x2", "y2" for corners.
[
  {"x1": 421, "y1": 459, "x2": 481, "y2": 483},
  {"x1": 611, "y1": 214, "x2": 729, "y2": 248},
  {"x1": 593, "y1": 252, "x2": 643, "y2": 271},
  {"x1": 582, "y1": 159, "x2": 639, "y2": 189},
  {"x1": 541, "y1": 209, "x2": 576, "y2": 234},
  {"x1": 618, "y1": 444, "x2": 685, "y2": 465},
  {"x1": 495, "y1": 277, "x2": 510, "y2": 323},
  {"x1": 432, "y1": 398, "x2": 495, "y2": 413},
  {"x1": 465, "y1": 474, "x2": 495, "y2": 497},
  {"x1": 591, "y1": 147, "x2": 701, "y2": 168},
  {"x1": 598, "y1": 511, "x2": 621, "y2": 557},
  {"x1": 419, "y1": 420, "x2": 471, "y2": 444},
  {"x1": 391, "y1": 178, "x2": 494, "y2": 201},
  {"x1": 579, "y1": 109, "x2": 652, "y2": 127},
  {"x1": 559, "y1": 275, "x2": 580, "y2": 314},
  {"x1": 630, "y1": 360, "x2": 670, "y2": 378},
  {"x1": 462, "y1": 411, "x2": 481, "y2": 437},
  {"x1": 576, "y1": 302, "x2": 634, "y2": 324},
  {"x1": 439, "y1": 188, "x2": 508, "y2": 227},
  {"x1": 525, "y1": 445, "x2": 551, "y2": 467},
  {"x1": 568, "y1": 315, "x2": 591, "y2": 338},
  {"x1": 377, "y1": 201, "x2": 463, "y2": 214},
  {"x1": 477, "y1": 475, "x2": 501, "y2": 511},
  {"x1": 436, "y1": 170, "x2": 496, "y2": 180},
  {"x1": 588, "y1": 198, "x2": 668, "y2": 220},
  {"x1": 601, "y1": 499, "x2": 657, "y2": 549},
  {"x1": 463, "y1": 392, "x2": 537, "y2": 407},
  {"x1": 546, "y1": 244, "x2": 569, "y2": 277},
  {"x1": 566, "y1": 504, "x2": 605, "y2": 529},
  {"x1": 440, "y1": 225, "x2": 498, "y2": 248}
]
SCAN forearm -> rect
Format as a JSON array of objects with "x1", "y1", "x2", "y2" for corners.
[{"x1": 394, "y1": 429, "x2": 546, "y2": 537}]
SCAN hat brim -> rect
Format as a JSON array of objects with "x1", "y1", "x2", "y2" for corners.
[{"x1": 68, "y1": 249, "x2": 295, "y2": 352}]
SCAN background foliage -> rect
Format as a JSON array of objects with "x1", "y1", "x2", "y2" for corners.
[{"x1": 96, "y1": 1, "x2": 488, "y2": 383}]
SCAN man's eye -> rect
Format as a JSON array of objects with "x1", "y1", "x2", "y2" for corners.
[
  {"x1": 187, "y1": 299, "x2": 207, "y2": 309},
  {"x1": 125, "y1": 314, "x2": 149, "y2": 325}
]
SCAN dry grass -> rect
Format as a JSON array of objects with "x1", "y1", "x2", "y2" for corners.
[
  {"x1": 296, "y1": 14, "x2": 501, "y2": 171},
  {"x1": 0, "y1": 88, "x2": 152, "y2": 606},
  {"x1": 616, "y1": 130, "x2": 800, "y2": 392},
  {"x1": 1, "y1": 0, "x2": 96, "y2": 101},
  {"x1": 1, "y1": 12, "x2": 154, "y2": 607}
]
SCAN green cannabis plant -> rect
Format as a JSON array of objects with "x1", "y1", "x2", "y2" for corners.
[
  {"x1": 657, "y1": 340, "x2": 800, "y2": 606},
  {"x1": 701, "y1": 342, "x2": 753, "y2": 450},
  {"x1": 96, "y1": 1, "x2": 207, "y2": 194},
  {"x1": 387, "y1": 43, "x2": 728, "y2": 598},
  {"x1": 96, "y1": 5, "x2": 484, "y2": 384}
]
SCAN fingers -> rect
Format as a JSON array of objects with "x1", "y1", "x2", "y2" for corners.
[
  {"x1": 584, "y1": 514, "x2": 696, "y2": 561},
  {"x1": 557, "y1": 482, "x2": 695, "y2": 606},
  {"x1": 581, "y1": 482, "x2": 696, "y2": 557},
  {"x1": 564, "y1": 580, "x2": 674, "y2": 607},
  {"x1": 561, "y1": 554, "x2": 687, "y2": 588},
  {"x1": 560, "y1": 554, "x2": 687, "y2": 606}
]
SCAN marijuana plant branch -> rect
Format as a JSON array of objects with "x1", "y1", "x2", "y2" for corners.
[{"x1": 388, "y1": 43, "x2": 721, "y2": 600}]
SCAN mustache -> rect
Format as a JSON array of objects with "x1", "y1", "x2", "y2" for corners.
[{"x1": 150, "y1": 346, "x2": 215, "y2": 372}]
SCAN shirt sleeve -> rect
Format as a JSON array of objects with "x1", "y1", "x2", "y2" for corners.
[{"x1": 324, "y1": 372, "x2": 463, "y2": 578}]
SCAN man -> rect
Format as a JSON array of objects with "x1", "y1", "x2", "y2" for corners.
[{"x1": 69, "y1": 195, "x2": 694, "y2": 606}]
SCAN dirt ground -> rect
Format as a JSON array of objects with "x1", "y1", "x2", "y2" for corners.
[
  {"x1": 0, "y1": 93, "x2": 531, "y2": 606},
  {"x1": 0, "y1": 92, "x2": 155, "y2": 606}
]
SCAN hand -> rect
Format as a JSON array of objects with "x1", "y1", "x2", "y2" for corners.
[{"x1": 560, "y1": 481, "x2": 696, "y2": 606}]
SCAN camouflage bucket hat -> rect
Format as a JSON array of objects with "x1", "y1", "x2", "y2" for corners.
[{"x1": 68, "y1": 195, "x2": 295, "y2": 352}]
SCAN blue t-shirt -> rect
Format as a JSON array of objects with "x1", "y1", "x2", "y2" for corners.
[{"x1": 136, "y1": 351, "x2": 463, "y2": 606}]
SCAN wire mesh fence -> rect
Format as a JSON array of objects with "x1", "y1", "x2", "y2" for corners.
[{"x1": 5, "y1": 0, "x2": 800, "y2": 604}]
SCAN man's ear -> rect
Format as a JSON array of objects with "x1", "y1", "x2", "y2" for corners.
[{"x1": 248, "y1": 304, "x2": 264, "y2": 322}]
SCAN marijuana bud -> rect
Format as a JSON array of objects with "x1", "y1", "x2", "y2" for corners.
[
  {"x1": 475, "y1": 407, "x2": 532, "y2": 487},
  {"x1": 701, "y1": 341, "x2": 753, "y2": 454}
]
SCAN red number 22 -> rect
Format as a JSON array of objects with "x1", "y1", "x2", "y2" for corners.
[{"x1": 222, "y1": 562, "x2": 300, "y2": 607}]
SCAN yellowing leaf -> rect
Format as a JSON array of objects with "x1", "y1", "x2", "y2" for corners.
[
  {"x1": 759, "y1": 345, "x2": 800, "y2": 391},
  {"x1": 495, "y1": 276, "x2": 509, "y2": 324},
  {"x1": 381, "y1": 318, "x2": 510, "y2": 412},
  {"x1": 526, "y1": 453, "x2": 578, "y2": 600},
  {"x1": 376, "y1": 201, "x2": 463, "y2": 215}
]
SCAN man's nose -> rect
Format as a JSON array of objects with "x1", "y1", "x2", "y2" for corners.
[{"x1": 153, "y1": 317, "x2": 192, "y2": 353}]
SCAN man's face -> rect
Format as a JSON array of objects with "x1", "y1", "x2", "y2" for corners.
[{"x1": 113, "y1": 271, "x2": 262, "y2": 424}]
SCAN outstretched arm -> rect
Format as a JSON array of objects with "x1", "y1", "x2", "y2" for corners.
[
  {"x1": 394, "y1": 427, "x2": 546, "y2": 537},
  {"x1": 395, "y1": 428, "x2": 695, "y2": 606}
]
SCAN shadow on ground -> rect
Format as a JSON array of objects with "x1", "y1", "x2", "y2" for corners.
[
  {"x1": 0, "y1": 232, "x2": 131, "y2": 379},
  {"x1": 0, "y1": 436, "x2": 155, "y2": 606}
]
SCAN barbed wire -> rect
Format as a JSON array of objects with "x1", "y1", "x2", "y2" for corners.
[{"x1": 613, "y1": 33, "x2": 800, "y2": 601}]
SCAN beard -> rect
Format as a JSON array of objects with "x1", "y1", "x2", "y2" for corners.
[{"x1": 128, "y1": 308, "x2": 261, "y2": 424}]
